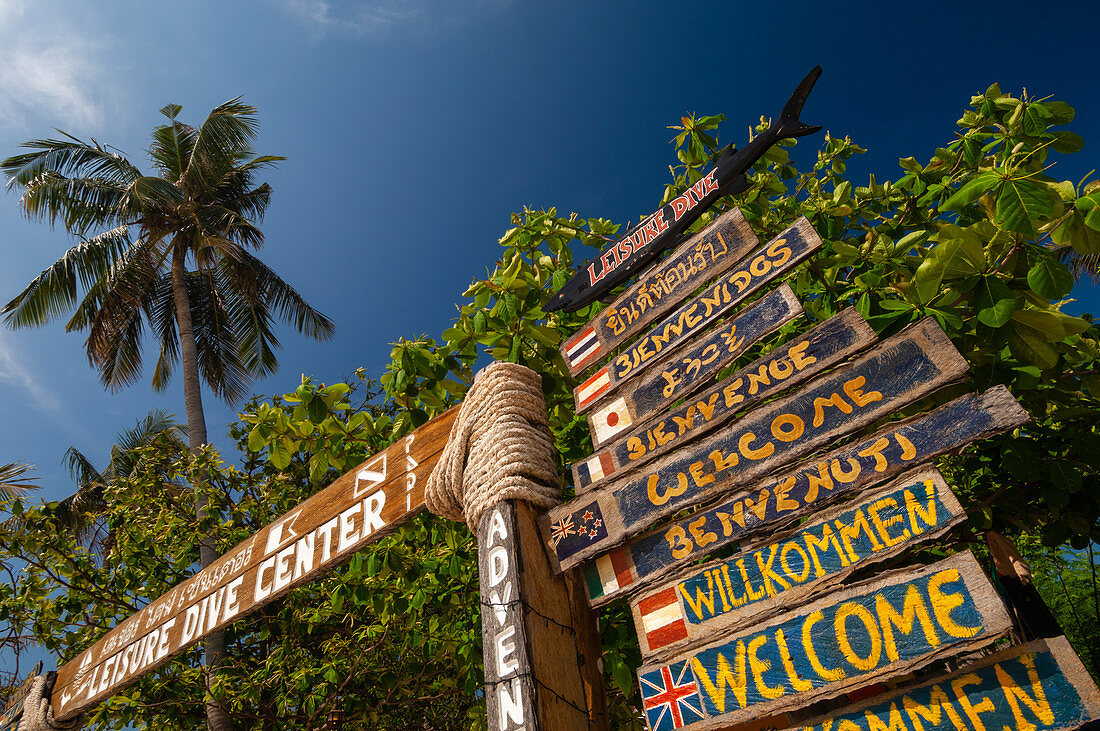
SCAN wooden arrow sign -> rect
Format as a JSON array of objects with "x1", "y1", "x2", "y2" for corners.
[
  {"x1": 580, "y1": 385, "x2": 1027, "y2": 606},
  {"x1": 635, "y1": 552, "x2": 1012, "y2": 731},
  {"x1": 561, "y1": 208, "x2": 758, "y2": 377},
  {"x1": 574, "y1": 308, "x2": 876, "y2": 492},
  {"x1": 794, "y1": 636, "x2": 1100, "y2": 731},
  {"x1": 572, "y1": 218, "x2": 822, "y2": 413},
  {"x1": 631, "y1": 466, "x2": 966, "y2": 659},
  {"x1": 544, "y1": 318, "x2": 970, "y2": 574},
  {"x1": 583, "y1": 284, "x2": 803, "y2": 450},
  {"x1": 50, "y1": 407, "x2": 459, "y2": 721}
]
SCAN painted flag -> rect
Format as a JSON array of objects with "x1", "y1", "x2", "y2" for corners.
[
  {"x1": 590, "y1": 396, "x2": 633, "y2": 445},
  {"x1": 583, "y1": 547, "x2": 635, "y2": 599},
  {"x1": 638, "y1": 587, "x2": 688, "y2": 651},
  {"x1": 578, "y1": 451, "x2": 616, "y2": 487},
  {"x1": 640, "y1": 661, "x2": 704, "y2": 730},
  {"x1": 548, "y1": 516, "x2": 576, "y2": 547},
  {"x1": 563, "y1": 325, "x2": 602, "y2": 373},
  {"x1": 575, "y1": 367, "x2": 611, "y2": 411}
]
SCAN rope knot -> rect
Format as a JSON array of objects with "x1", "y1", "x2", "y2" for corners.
[{"x1": 425, "y1": 362, "x2": 561, "y2": 530}]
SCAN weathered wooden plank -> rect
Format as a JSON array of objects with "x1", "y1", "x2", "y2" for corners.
[
  {"x1": 51, "y1": 407, "x2": 459, "y2": 721},
  {"x1": 581, "y1": 385, "x2": 1027, "y2": 607},
  {"x1": 479, "y1": 501, "x2": 610, "y2": 731},
  {"x1": 584, "y1": 285, "x2": 803, "y2": 450},
  {"x1": 635, "y1": 552, "x2": 1012, "y2": 731},
  {"x1": 631, "y1": 466, "x2": 966, "y2": 659},
  {"x1": 561, "y1": 209, "x2": 758, "y2": 377},
  {"x1": 788, "y1": 636, "x2": 1100, "y2": 731},
  {"x1": 544, "y1": 318, "x2": 970, "y2": 574},
  {"x1": 479, "y1": 502, "x2": 539, "y2": 730},
  {"x1": 572, "y1": 219, "x2": 822, "y2": 413},
  {"x1": 575, "y1": 309, "x2": 876, "y2": 491}
]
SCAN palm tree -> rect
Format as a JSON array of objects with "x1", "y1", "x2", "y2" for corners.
[
  {"x1": 59, "y1": 408, "x2": 187, "y2": 554},
  {"x1": 0, "y1": 99, "x2": 335, "y2": 730},
  {"x1": 0, "y1": 462, "x2": 37, "y2": 500}
]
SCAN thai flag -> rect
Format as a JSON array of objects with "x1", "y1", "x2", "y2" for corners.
[
  {"x1": 640, "y1": 661, "x2": 705, "y2": 730},
  {"x1": 563, "y1": 325, "x2": 602, "y2": 374}
]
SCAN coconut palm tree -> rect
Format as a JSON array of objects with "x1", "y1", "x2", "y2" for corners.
[
  {"x1": 59, "y1": 408, "x2": 187, "y2": 553},
  {"x1": 0, "y1": 99, "x2": 334, "y2": 730}
]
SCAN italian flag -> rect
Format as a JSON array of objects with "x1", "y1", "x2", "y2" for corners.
[{"x1": 584, "y1": 547, "x2": 635, "y2": 599}]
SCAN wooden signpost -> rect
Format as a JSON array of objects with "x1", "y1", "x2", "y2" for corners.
[
  {"x1": 562, "y1": 208, "x2": 759, "y2": 377},
  {"x1": 49, "y1": 407, "x2": 459, "y2": 721},
  {"x1": 630, "y1": 467, "x2": 967, "y2": 658},
  {"x1": 791, "y1": 636, "x2": 1100, "y2": 731},
  {"x1": 583, "y1": 284, "x2": 803, "y2": 451},
  {"x1": 635, "y1": 552, "x2": 1012, "y2": 730},
  {"x1": 541, "y1": 174, "x2": 1096, "y2": 731},
  {"x1": 572, "y1": 219, "x2": 822, "y2": 414},
  {"x1": 575, "y1": 308, "x2": 877, "y2": 491},
  {"x1": 545, "y1": 317, "x2": 971, "y2": 573},
  {"x1": 581, "y1": 386, "x2": 1027, "y2": 606}
]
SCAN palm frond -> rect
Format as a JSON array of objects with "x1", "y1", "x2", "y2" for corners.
[
  {"x1": 2, "y1": 226, "x2": 135, "y2": 329},
  {"x1": 0, "y1": 462, "x2": 38, "y2": 499},
  {"x1": 62, "y1": 446, "x2": 104, "y2": 487},
  {"x1": 187, "y1": 269, "x2": 252, "y2": 403},
  {"x1": 225, "y1": 251, "x2": 336, "y2": 341},
  {"x1": 149, "y1": 115, "x2": 196, "y2": 182},
  {"x1": 16, "y1": 173, "x2": 133, "y2": 233},
  {"x1": 184, "y1": 98, "x2": 261, "y2": 195},
  {"x1": 2, "y1": 137, "x2": 142, "y2": 189}
]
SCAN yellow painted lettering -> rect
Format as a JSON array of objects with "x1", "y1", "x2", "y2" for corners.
[
  {"x1": 835, "y1": 603, "x2": 883, "y2": 671},
  {"x1": 691, "y1": 646, "x2": 748, "y2": 713},
  {"x1": 928, "y1": 569, "x2": 981, "y2": 638},
  {"x1": 739, "y1": 431, "x2": 775, "y2": 460},
  {"x1": 813, "y1": 392, "x2": 853, "y2": 427},
  {"x1": 869, "y1": 497, "x2": 911, "y2": 548},
  {"x1": 802, "y1": 611, "x2": 846, "y2": 681},
  {"x1": 877, "y1": 584, "x2": 941, "y2": 661},
  {"x1": 748, "y1": 635, "x2": 785, "y2": 700},
  {"x1": 858, "y1": 437, "x2": 892, "y2": 472},
  {"x1": 844, "y1": 375, "x2": 883, "y2": 407},
  {"x1": 771, "y1": 413, "x2": 805, "y2": 443}
]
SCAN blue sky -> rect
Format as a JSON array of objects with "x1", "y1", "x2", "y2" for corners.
[{"x1": 0, "y1": 0, "x2": 1097, "y2": 504}]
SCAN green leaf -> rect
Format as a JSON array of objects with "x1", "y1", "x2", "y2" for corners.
[
  {"x1": 995, "y1": 178, "x2": 1056, "y2": 236},
  {"x1": 942, "y1": 173, "x2": 998, "y2": 211},
  {"x1": 913, "y1": 257, "x2": 944, "y2": 304},
  {"x1": 1007, "y1": 310, "x2": 1065, "y2": 369},
  {"x1": 269, "y1": 439, "x2": 292, "y2": 470},
  {"x1": 1045, "y1": 100, "x2": 1075, "y2": 124},
  {"x1": 974, "y1": 277, "x2": 1015, "y2": 327},
  {"x1": 1051, "y1": 130, "x2": 1084, "y2": 154},
  {"x1": 1026, "y1": 257, "x2": 1073, "y2": 300}
]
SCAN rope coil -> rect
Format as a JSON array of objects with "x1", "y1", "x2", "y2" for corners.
[{"x1": 425, "y1": 361, "x2": 561, "y2": 530}]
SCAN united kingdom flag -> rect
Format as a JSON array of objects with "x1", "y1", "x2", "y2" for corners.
[
  {"x1": 549, "y1": 516, "x2": 576, "y2": 547},
  {"x1": 640, "y1": 661, "x2": 705, "y2": 730}
]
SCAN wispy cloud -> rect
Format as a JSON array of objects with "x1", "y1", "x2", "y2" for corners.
[
  {"x1": 280, "y1": 0, "x2": 509, "y2": 39},
  {"x1": 0, "y1": 0, "x2": 110, "y2": 131},
  {"x1": 0, "y1": 331, "x2": 61, "y2": 413}
]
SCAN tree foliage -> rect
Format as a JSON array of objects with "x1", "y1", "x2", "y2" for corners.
[{"x1": 2, "y1": 84, "x2": 1099, "y2": 729}]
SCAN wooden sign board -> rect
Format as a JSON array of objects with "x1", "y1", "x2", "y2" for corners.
[
  {"x1": 562, "y1": 208, "x2": 759, "y2": 377},
  {"x1": 572, "y1": 219, "x2": 822, "y2": 414},
  {"x1": 479, "y1": 502, "x2": 539, "y2": 730},
  {"x1": 583, "y1": 284, "x2": 803, "y2": 450},
  {"x1": 635, "y1": 552, "x2": 1012, "y2": 731},
  {"x1": 575, "y1": 308, "x2": 877, "y2": 492},
  {"x1": 790, "y1": 636, "x2": 1100, "y2": 731},
  {"x1": 50, "y1": 407, "x2": 459, "y2": 721},
  {"x1": 581, "y1": 385, "x2": 1027, "y2": 606},
  {"x1": 630, "y1": 467, "x2": 966, "y2": 658},
  {"x1": 478, "y1": 500, "x2": 607, "y2": 731},
  {"x1": 545, "y1": 318, "x2": 970, "y2": 573}
]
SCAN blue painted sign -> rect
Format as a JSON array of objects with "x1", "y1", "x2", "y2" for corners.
[
  {"x1": 796, "y1": 637, "x2": 1100, "y2": 731},
  {"x1": 581, "y1": 386, "x2": 1027, "y2": 606},
  {"x1": 636, "y1": 553, "x2": 1012, "y2": 730},
  {"x1": 631, "y1": 468, "x2": 967, "y2": 657}
]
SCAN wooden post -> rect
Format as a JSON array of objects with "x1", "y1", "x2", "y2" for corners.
[{"x1": 478, "y1": 500, "x2": 607, "y2": 731}]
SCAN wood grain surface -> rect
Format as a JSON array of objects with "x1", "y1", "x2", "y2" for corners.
[
  {"x1": 574, "y1": 309, "x2": 876, "y2": 492},
  {"x1": 544, "y1": 318, "x2": 970, "y2": 574},
  {"x1": 572, "y1": 219, "x2": 822, "y2": 414},
  {"x1": 635, "y1": 552, "x2": 1012, "y2": 731},
  {"x1": 51, "y1": 407, "x2": 459, "y2": 721},
  {"x1": 580, "y1": 386, "x2": 1027, "y2": 607},
  {"x1": 630, "y1": 467, "x2": 966, "y2": 660},
  {"x1": 788, "y1": 636, "x2": 1100, "y2": 731},
  {"x1": 561, "y1": 209, "x2": 758, "y2": 377}
]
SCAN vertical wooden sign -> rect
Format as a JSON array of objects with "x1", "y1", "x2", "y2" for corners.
[
  {"x1": 480, "y1": 502, "x2": 539, "y2": 730},
  {"x1": 478, "y1": 501, "x2": 608, "y2": 731}
]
